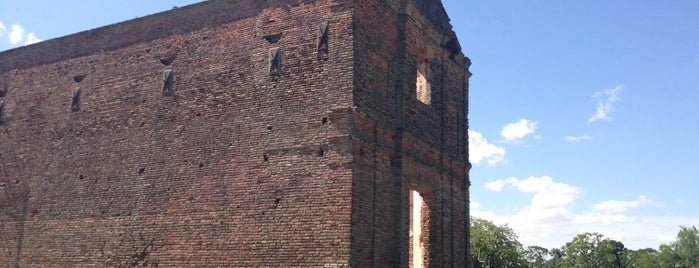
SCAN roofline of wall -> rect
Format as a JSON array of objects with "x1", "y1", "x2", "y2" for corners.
[{"x1": 0, "y1": 0, "x2": 316, "y2": 74}]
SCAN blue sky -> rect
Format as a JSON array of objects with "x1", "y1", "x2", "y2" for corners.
[{"x1": 1, "y1": 1, "x2": 698, "y2": 250}]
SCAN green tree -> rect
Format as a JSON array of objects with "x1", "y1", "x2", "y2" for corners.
[
  {"x1": 560, "y1": 232, "x2": 625, "y2": 268},
  {"x1": 470, "y1": 217, "x2": 528, "y2": 268},
  {"x1": 599, "y1": 239, "x2": 625, "y2": 268},
  {"x1": 523, "y1": 246, "x2": 549, "y2": 268},
  {"x1": 657, "y1": 226, "x2": 699, "y2": 268},
  {"x1": 622, "y1": 248, "x2": 659, "y2": 268},
  {"x1": 540, "y1": 247, "x2": 565, "y2": 268}
]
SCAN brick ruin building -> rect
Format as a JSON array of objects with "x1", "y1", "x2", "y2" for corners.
[{"x1": 0, "y1": 0, "x2": 471, "y2": 266}]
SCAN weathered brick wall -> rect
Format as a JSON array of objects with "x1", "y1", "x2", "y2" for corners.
[
  {"x1": 350, "y1": 0, "x2": 471, "y2": 267},
  {"x1": 1, "y1": 0, "x2": 356, "y2": 266},
  {"x1": 0, "y1": 0, "x2": 470, "y2": 267}
]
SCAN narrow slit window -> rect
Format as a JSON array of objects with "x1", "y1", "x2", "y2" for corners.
[
  {"x1": 163, "y1": 69, "x2": 174, "y2": 96},
  {"x1": 269, "y1": 47, "x2": 282, "y2": 76},
  {"x1": 0, "y1": 101, "x2": 5, "y2": 124},
  {"x1": 71, "y1": 89, "x2": 82, "y2": 113},
  {"x1": 317, "y1": 21, "x2": 329, "y2": 53}
]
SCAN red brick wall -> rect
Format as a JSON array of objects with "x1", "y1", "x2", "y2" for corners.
[
  {"x1": 350, "y1": 0, "x2": 471, "y2": 267},
  {"x1": 0, "y1": 0, "x2": 470, "y2": 267},
  {"x1": 1, "y1": 1, "x2": 356, "y2": 266}
]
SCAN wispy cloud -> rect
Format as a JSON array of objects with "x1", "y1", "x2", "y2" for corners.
[
  {"x1": 471, "y1": 201, "x2": 481, "y2": 210},
  {"x1": 593, "y1": 195, "x2": 660, "y2": 213},
  {"x1": 484, "y1": 177, "x2": 518, "y2": 191},
  {"x1": 24, "y1": 32, "x2": 42, "y2": 45},
  {"x1": 482, "y1": 176, "x2": 580, "y2": 225},
  {"x1": 589, "y1": 85, "x2": 623, "y2": 123},
  {"x1": 511, "y1": 176, "x2": 579, "y2": 210},
  {"x1": 501, "y1": 118, "x2": 538, "y2": 142},
  {"x1": 468, "y1": 130, "x2": 505, "y2": 166},
  {"x1": 0, "y1": 22, "x2": 42, "y2": 46},
  {"x1": 9, "y1": 24, "x2": 24, "y2": 44},
  {"x1": 483, "y1": 176, "x2": 580, "y2": 222},
  {"x1": 473, "y1": 177, "x2": 695, "y2": 250},
  {"x1": 563, "y1": 135, "x2": 592, "y2": 142}
]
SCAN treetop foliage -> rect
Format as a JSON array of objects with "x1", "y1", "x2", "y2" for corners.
[{"x1": 469, "y1": 217, "x2": 698, "y2": 268}]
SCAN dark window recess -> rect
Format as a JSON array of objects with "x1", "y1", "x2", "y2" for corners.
[
  {"x1": 71, "y1": 89, "x2": 82, "y2": 113},
  {"x1": 0, "y1": 101, "x2": 5, "y2": 125},
  {"x1": 73, "y1": 74, "x2": 86, "y2": 83},
  {"x1": 0, "y1": 85, "x2": 7, "y2": 97},
  {"x1": 163, "y1": 69, "x2": 174, "y2": 96},
  {"x1": 160, "y1": 55, "x2": 175, "y2": 66},
  {"x1": 263, "y1": 33, "x2": 282, "y2": 44},
  {"x1": 269, "y1": 47, "x2": 282, "y2": 76},
  {"x1": 317, "y1": 21, "x2": 329, "y2": 53}
]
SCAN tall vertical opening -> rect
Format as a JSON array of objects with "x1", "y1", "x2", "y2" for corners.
[
  {"x1": 410, "y1": 190, "x2": 430, "y2": 268},
  {"x1": 416, "y1": 59, "x2": 431, "y2": 105}
]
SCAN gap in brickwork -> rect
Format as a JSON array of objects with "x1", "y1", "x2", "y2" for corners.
[
  {"x1": 70, "y1": 89, "x2": 82, "y2": 113},
  {"x1": 0, "y1": 100, "x2": 5, "y2": 125},
  {"x1": 162, "y1": 69, "x2": 173, "y2": 96},
  {"x1": 321, "y1": 117, "x2": 328, "y2": 125},
  {"x1": 416, "y1": 59, "x2": 431, "y2": 105},
  {"x1": 317, "y1": 21, "x2": 329, "y2": 60},
  {"x1": 317, "y1": 147, "x2": 324, "y2": 157},
  {"x1": 263, "y1": 154, "x2": 269, "y2": 162},
  {"x1": 0, "y1": 84, "x2": 6, "y2": 97},
  {"x1": 263, "y1": 33, "x2": 282, "y2": 44},
  {"x1": 269, "y1": 47, "x2": 282, "y2": 76},
  {"x1": 73, "y1": 74, "x2": 86, "y2": 83},
  {"x1": 159, "y1": 55, "x2": 176, "y2": 66}
]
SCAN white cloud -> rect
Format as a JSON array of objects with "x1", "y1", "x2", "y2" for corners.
[
  {"x1": 471, "y1": 201, "x2": 481, "y2": 210},
  {"x1": 24, "y1": 32, "x2": 42, "y2": 45},
  {"x1": 468, "y1": 130, "x2": 505, "y2": 166},
  {"x1": 484, "y1": 177, "x2": 518, "y2": 191},
  {"x1": 563, "y1": 135, "x2": 592, "y2": 142},
  {"x1": 9, "y1": 24, "x2": 24, "y2": 45},
  {"x1": 592, "y1": 195, "x2": 659, "y2": 213},
  {"x1": 472, "y1": 177, "x2": 694, "y2": 250},
  {"x1": 482, "y1": 176, "x2": 580, "y2": 222},
  {"x1": 514, "y1": 176, "x2": 579, "y2": 208},
  {"x1": 1, "y1": 23, "x2": 42, "y2": 46},
  {"x1": 574, "y1": 212, "x2": 633, "y2": 224},
  {"x1": 501, "y1": 119, "x2": 538, "y2": 141},
  {"x1": 589, "y1": 85, "x2": 623, "y2": 123}
]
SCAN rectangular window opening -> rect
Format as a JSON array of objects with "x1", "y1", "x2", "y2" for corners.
[{"x1": 416, "y1": 60, "x2": 431, "y2": 105}]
